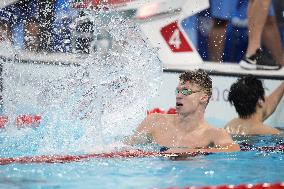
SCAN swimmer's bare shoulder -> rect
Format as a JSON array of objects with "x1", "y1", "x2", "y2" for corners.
[
  {"x1": 253, "y1": 124, "x2": 281, "y2": 135},
  {"x1": 204, "y1": 126, "x2": 240, "y2": 151},
  {"x1": 224, "y1": 119, "x2": 281, "y2": 135},
  {"x1": 224, "y1": 118, "x2": 245, "y2": 134},
  {"x1": 125, "y1": 113, "x2": 175, "y2": 145},
  {"x1": 204, "y1": 126, "x2": 231, "y2": 142}
]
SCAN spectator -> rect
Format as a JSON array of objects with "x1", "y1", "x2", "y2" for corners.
[
  {"x1": 52, "y1": 0, "x2": 74, "y2": 53},
  {"x1": 225, "y1": 75, "x2": 284, "y2": 135},
  {"x1": 239, "y1": 0, "x2": 283, "y2": 70},
  {"x1": 38, "y1": 0, "x2": 56, "y2": 52},
  {"x1": 208, "y1": 0, "x2": 239, "y2": 62},
  {"x1": 0, "y1": 0, "x2": 40, "y2": 51},
  {"x1": 222, "y1": 0, "x2": 248, "y2": 62},
  {"x1": 207, "y1": 0, "x2": 283, "y2": 67},
  {"x1": 274, "y1": 0, "x2": 284, "y2": 50}
]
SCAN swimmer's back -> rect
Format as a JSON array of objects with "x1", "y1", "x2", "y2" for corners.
[{"x1": 224, "y1": 118, "x2": 281, "y2": 135}]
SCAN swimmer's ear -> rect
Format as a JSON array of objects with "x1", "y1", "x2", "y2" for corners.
[
  {"x1": 257, "y1": 98, "x2": 265, "y2": 108},
  {"x1": 200, "y1": 93, "x2": 209, "y2": 104}
]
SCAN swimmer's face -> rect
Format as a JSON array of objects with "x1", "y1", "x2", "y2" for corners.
[{"x1": 175, "y1": 81, "x2": 203, "y2": 114}]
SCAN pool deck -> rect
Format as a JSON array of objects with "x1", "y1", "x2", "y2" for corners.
[{"x1": 1, "y1": 47, "x2": 283, "y2": 80}]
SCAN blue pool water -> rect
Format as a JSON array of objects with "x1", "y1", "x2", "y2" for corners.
[
  {"x1": 0, "y1": 6, "x2": 283, "y2": 189},
  {"x1": 0, "y1": 134, "x2": 283, "y2": 189}
]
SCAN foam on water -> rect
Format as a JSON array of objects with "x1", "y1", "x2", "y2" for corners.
[{"x1": 0, "y1": 8, "x2": 162, "y2": 156}]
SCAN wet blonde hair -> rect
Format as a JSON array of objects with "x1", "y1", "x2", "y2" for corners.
[{"x1": 179, "y1": 69, "x2": 212, "y2": 100}]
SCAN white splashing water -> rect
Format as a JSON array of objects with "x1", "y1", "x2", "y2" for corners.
[{"x1": 0, "y1": 9, "x2": 162, "y2": 156}]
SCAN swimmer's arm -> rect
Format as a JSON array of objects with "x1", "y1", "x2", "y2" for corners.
[
  {"x1": 263, "y1": 82, "x2": 284, "y2": 121},
  {"x1": 124, "y1": 114, "x2": 156, "y2": 145},
  {"x1": 208, "y1": 129, "x2": 240, "y2": 152},
  {"x1": 164, "y1": 130, "x2": 240, "y2": 154},
  {"x1": 195, "y1": 129, "x2": 240, "y2": 153},
  {"x1": 198, "y1": 143, "x2": 240, "y2": 153},
  {"x1": 163, "y1": 143, "x2": 240, "y2": 154}
]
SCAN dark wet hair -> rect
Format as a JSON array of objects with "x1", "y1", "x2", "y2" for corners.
[
  {"x1": 228, "y1": 75, "x2": 265, "y2": 118},
  {"x1": 179, "y1": 69, "x2": 212, "y2": 99}
]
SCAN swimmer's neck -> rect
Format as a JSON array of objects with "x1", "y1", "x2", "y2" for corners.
[
  {"x1": 176, "y1": 111, "x2": 208, "y2": 132},
  {"x1": 239, "y1": 112, "x2": 263, "y2": 126}
]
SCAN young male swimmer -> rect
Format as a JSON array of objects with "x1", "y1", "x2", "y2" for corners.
[
  {"x1": 225, "y1": 75, "x2": 284, "y2": 135},
  {"x1": 126, "y1": 69, "x2": 240, "y2": 153}
]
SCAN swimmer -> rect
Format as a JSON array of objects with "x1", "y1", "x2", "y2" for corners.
[
  {"x1": 225, "y1": 75, "x2": 284, "y2": 135},
  {"x1": 126, "y1": 69, "x2": 240, "y2": 153}
]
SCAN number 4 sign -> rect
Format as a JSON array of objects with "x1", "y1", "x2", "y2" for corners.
[{"x1": 160, "y1": 21, "x2": 193, "y2": 52}]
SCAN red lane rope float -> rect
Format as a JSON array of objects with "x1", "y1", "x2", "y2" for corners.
[
  {"x1": 0, "y1": 116, "x2": 8, "y2": 129},
  {"x1": 147, "y1": 108, "x2": 166, "y2": 114},
  {"x1": 147, "y1": 107, "x2": 176, "y2": 115},
  {"x1": 162, "y1": 183, "x2": 284, "y2": 189},
  {"x1": 167, "y1": 108, "x2": 177, "y2": 114},
  {"x1": 16, "y1": 114, "x2": 41, "y2": 128},
  {"x1": 0, "y1": 150, "x2": 209, "y2": 165},
  {"x1": 0, "y1": 114, "x2": 41, "y2": 129}
]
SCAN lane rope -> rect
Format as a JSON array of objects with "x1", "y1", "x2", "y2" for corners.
[
  {"x1": 0, "y1": 142, "x2": 283, "y2": 165},
  {"x1": 0, "y1": 150, "x2": 209, "y2": 165},
  {"x1": 162, "y1": 183, "x2": 284, "y2": 189}
]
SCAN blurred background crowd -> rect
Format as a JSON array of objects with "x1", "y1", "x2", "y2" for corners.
[{"x1": 0, "y1": 0, "x2": 284, "y2": 64}]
